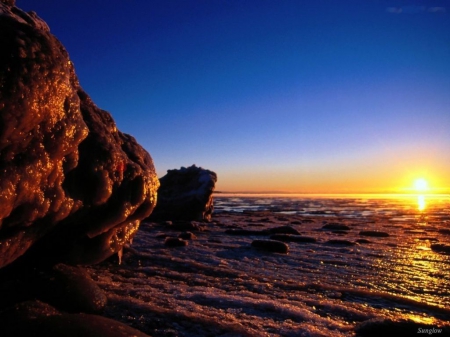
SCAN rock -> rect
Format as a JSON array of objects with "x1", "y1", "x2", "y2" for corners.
[
  {"x1": 356, "y1": 239, "x2": 371, "y2": 244},
  {"x1": 38, "y1": 264, "x2": 107, "y2": 314},
  {"x1": 171, "y1": 221, "x2": 205, "y2": 232},
  {"x1": 0, "y1": 300, "x2": 150, "y2": 337},
  {"x1": 0, "y1": 2, "x2": 159, "y2": 268},
  {"x1": 164, "y1": 237, "x2": 188, "y2": 247},
  {"x1": 438, "y1": 229, "x2": 450, "y2": 235},
  {"x1": 225, "y1": 229, "x2": 270, "y2": 236},
  {"x1": 322, "y1": 223, "x2": 350, "y2": 230},
  {"x1": 178, "y1": 232, "x2": 196, "y2": 240},
  {"x1": 359, "y1": 231, "x2": 389, "y2": 238},
  {"x1": 251, "y1": 239, "x2": 289, "y2": 254},
  {"x1": 148, "y1": 165, "x2": 217, "y2": 222},
  {"x1": 270, "y1": 234, "x2": 317, "y2": 243},
  {"x1": 431, "y1": 243, "x2": 450, "y2": 254},
  {"x1": 326, "y1": 239, "x2": 357, "y2": 246},
  {"x1": 269, "y1": 226, "x2": 301, "y2": 235}
]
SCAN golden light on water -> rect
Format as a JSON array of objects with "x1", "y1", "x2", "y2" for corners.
[{"x1": 417, "y1": 195, "x2": 426, "y2": 211}]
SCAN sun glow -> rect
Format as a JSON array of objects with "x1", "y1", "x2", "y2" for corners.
[{"x1": 414, "y1": 178, "x2": 429, "y2": 192}]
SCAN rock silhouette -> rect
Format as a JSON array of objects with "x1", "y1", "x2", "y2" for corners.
[
  {"x1": 149, "y1": 165, "x2": 217, "y2": 222},
  {"x1": 0, "y1": 1, "x2": 159, "y2": 268}
]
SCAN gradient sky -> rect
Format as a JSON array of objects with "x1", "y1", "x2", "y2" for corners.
[{"x1": 17, "y1": 0, "x2": 450, "y2": 193}]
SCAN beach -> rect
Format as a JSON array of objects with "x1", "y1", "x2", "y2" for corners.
[{"x1": 86, "y1": 194, "x2": 450, "y2": 336}]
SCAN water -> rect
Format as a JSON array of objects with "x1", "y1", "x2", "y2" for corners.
[{"x1": 87, "y1": 194, "x2": 450, "y2": 336}]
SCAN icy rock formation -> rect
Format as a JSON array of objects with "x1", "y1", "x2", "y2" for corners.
[
  {"x1": 0, "y1": 2, "x2": 159, "y2": 268},
  {"x1": 149, "y1": 165, "x2": 217, "y2": 222}
]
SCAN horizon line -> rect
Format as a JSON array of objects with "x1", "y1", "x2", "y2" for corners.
[{"x1": 214, "y1": 191, "x2": 450, "y2": 195}]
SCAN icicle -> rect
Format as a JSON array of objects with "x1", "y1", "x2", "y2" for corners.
[{"x1": 117, "y1": 248, "x2": 123, "y2": 265}]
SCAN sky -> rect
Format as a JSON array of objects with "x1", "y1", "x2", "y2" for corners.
[{"x1": 17, "y1": 0, "x2": 450, "y2": 193}]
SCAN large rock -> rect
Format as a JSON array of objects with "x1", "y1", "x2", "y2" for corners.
[
  {"x1": 149, "y1": 165, "x2": 217, "y2": 222},
  {"x1": 0, "y1": 2, "x2": 159, "y2": 268}
]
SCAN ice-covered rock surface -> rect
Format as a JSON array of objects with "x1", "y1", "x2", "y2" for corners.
[
  {"x1": 87, "y1": 195, "x2": 450, "y2": 336},
  {"x1": 149, "y1": 165, "x2": 217, "y2": 222},
  {"x1": 0, "y1": 1, "x2": 159, "y2": 267}
]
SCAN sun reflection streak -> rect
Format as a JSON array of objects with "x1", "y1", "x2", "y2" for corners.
[{"x1": 417, "y1": 195, "x2": 426, "y2": 211}]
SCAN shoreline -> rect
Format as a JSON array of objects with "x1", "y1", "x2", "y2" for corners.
[{"x1": 86, "y1": 207, "x2": 450, "y2": 336}]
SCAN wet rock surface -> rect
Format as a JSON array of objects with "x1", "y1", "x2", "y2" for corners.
[
  {"x1": 148, "y1": 165, "x2": 217, "y2": 222},
  {"x1": 0, "y1": 2, "x2": 159, "y2": 268}
]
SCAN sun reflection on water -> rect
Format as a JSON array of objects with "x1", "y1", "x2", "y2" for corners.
[{"x1": 417, "y1": 195, "x2": 426, "y2": 211}]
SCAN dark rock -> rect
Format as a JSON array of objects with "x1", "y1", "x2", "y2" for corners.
[
  {"x1": 251, "y1": 239, "x2": 289, "y2": 254},
  {"x1": 164, "y1": 237, "x2": 188, "y2": 247},
  {"x1": 148, "y1": 165, "x2": 217, "y2": 222},
  {"x1": 322, "y1": 223, "x2": 350, "y2": 231},
  {"x1": 179, "y1": 232, "x2": 196, "y2": 240},
  {"x1": 38, "y1": 264, "x2": 107, "y2": 314},
  {"x1": 438, "y1": 229, "x2": 450, "y2": 235},
  {"x1": 359, "y1": 231, "x2": 390, "y2": 237},
  {"x1": 270, "y1": 234, "x2": 317, "y2": 243},
  {"x1": 0, "y1": 300, "x2": 150, "y2": 337},
  {"x1": 171, "y1": 221, "x2": 205, "y2": 232},
  {"x1": 269, "y1": 226, "x2": 301, "y2": 235},
  {"x1": 290, "y1": 221, "x2": 302, "y2": 225},
  {"x1": 326, "y1": 239, "x2": 356, "y2": 246},
  {"x1": 0, "y1": 3, "x2": 159, "y2": 268},
  {"x1": 431, "y1": 243, "x2": 450, "y2": 254},
  {"x1": 225, "y1": 229, "x2": 270, "y2": 236},
  {"x1": 356, "y1": 239, "x2": 371, "y2": 244}
]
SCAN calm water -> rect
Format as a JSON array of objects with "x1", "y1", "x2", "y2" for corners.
[{"x1": 88, "y1": 194, "x2": 450, "y2": 336}]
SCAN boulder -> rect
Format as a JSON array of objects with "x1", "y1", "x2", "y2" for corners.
[
  {"x1": 149, "y1": 165, "x2": 217, "y2": 222},
  {"x1": 0, "y1": 2, "x2": 159, "y2": 268}
]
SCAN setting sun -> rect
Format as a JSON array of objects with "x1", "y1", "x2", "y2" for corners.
[{"x1": 414, "y1": 178, "x2": 429, "y2": 192}]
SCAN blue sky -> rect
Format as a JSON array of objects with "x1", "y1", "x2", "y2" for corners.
[{"x1": 17, "y1": 0, "x2": 450, "y2": 192}]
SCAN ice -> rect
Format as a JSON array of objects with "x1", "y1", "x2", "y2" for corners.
[{"x1": 87, "y1": 195, "x2": 450, "y2": 336}]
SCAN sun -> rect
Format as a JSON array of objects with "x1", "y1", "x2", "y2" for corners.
[{"x1": 413, "y1": 178, "x2": 429, "y2": 192}]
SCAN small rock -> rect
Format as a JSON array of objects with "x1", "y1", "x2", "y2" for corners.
[
  {"x1": 290, "y1": 221, "x2": 302, "y2": 225},
  {"x1": 431, "y1": 243, "x2": 450, "y2": 254},
  {"x1": 172, "y1": 221, "x2": 205, "y2": 231},
  {"x1": 179, "y1": 232, "x2": 196, "y2": 240},
  {"x1": 356, "y1": 239, "x2": 371, "y2": 244},
  {"x1": 322, "y1": 223, "x2": 350, "y2": 230},
  {"x1": 326, "y1": 239, "x2": 356, "y2": 246},
  {"x1": 269, "y1": 226, "x2": 301, "y2": 235},
  {"x1": 164, "y1": 238, "x2": 188, "y2": 247},
  {"x1": 225, "y1": 229, "x2": 270, "y2": 236},
  {"x1": 359, "y1": 231, "x2": 389, "y2": 237},
  {"x1": 251, "y1": 240, "x2": 289, "y2": 254},
  {"x1": 270, "y1": 234, "x2": 317, "y2": 243}
]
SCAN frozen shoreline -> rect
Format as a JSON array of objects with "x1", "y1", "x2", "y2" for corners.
[{"x1": 87, "y1": 199, "x2": 450, "y2": 336}]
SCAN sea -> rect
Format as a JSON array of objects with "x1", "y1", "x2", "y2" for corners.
[{"x1": 87, "y1": 194, "x2": 450, "y2": 336}]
